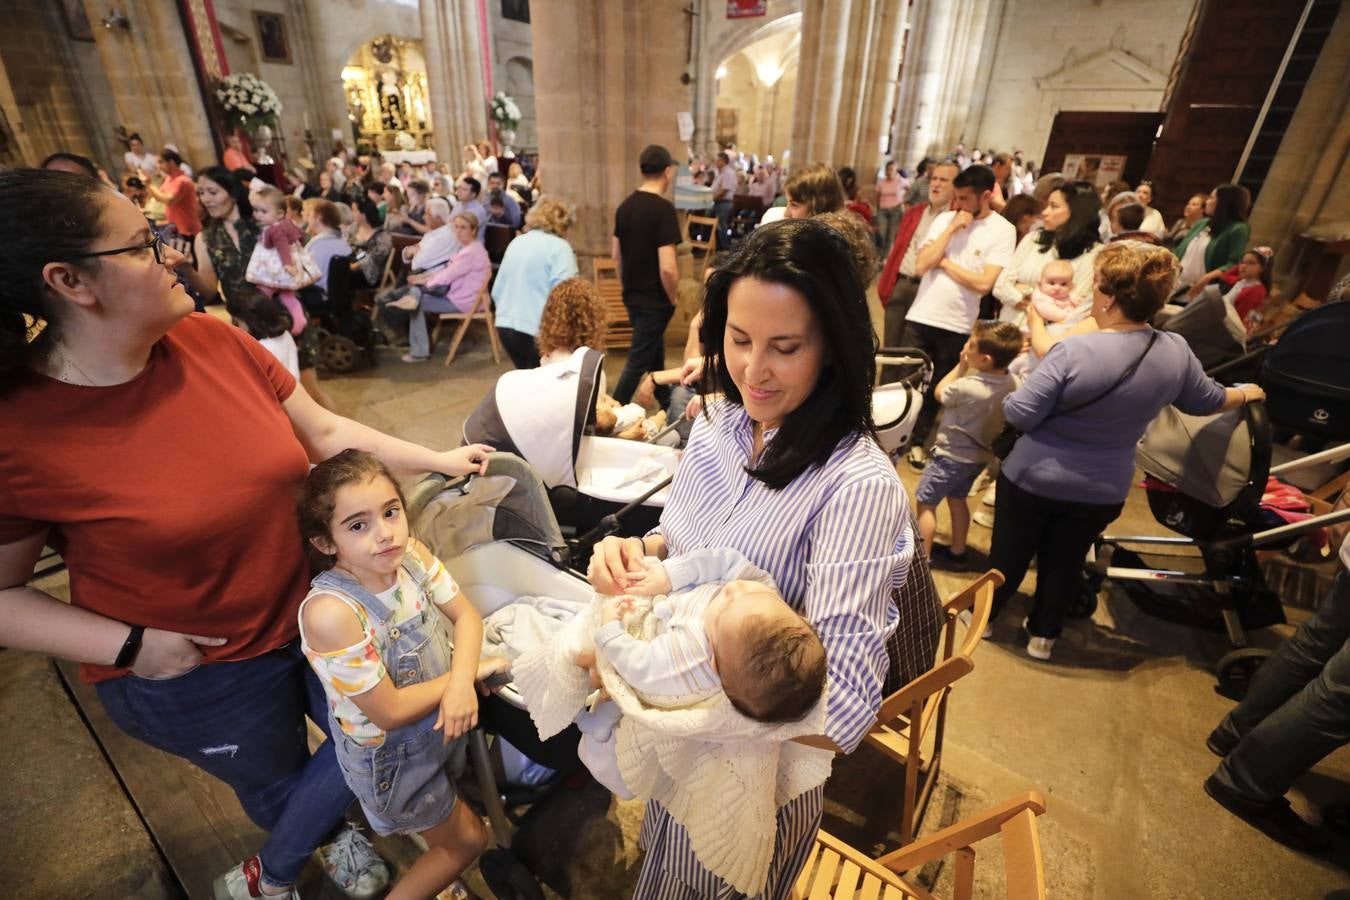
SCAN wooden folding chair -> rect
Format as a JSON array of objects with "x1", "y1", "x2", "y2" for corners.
[
  {"x1": 791, "y1": 791, "x2": 1049, "y2": 900},
  {"x1": 593, "y1": 256, "x2": 632, "y2": 350},
  {"x1": 431, "y1": 286, "x2": 502, "y2": 366},
  {"x1": 380, "y1": 234, "x2": 422, "y2": 291},
  {"x1": 685, "y1": 213, "x2": 718, "y2": 279},
  {"x1": 865, "y1": 570, "x2": 1004, "y2": 845}
]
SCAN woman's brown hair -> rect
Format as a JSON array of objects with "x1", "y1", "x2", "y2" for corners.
[
  {"x1": 1095, "y1": 242, "x2": 1178, "y2": 322},
  {"x1": 783, "y1": 163, "x2": 846, "y2": 217},
  {"x1": 536, "y1": 277, "x2": 607, "y2": 358},
  {"x1": 302, "y1": 198, "x2": 343, "y2": 231},
  {"x1": 297, "y1": 449, "x2": 406, "y2": 567}
]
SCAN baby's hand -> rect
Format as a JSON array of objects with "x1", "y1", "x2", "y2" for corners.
[
  {"x1": 622, "y1": 559, "x2": 672, "y2": 596},
  {"x1": 600, "y1": 594, "x2": 635, "y2": 625}
]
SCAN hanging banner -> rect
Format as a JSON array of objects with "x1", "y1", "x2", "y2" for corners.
[
  {"x1": 728, "y1": 0, "x2": 766, "y2": 18},
  {"x1": 1062, "y1": 154, "x2": 1127, "y2": 189}
]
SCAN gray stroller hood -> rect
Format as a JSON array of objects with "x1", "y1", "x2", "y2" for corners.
[
  {"x1": 406, "y1": 452, "x2": 569, "y2": 567},
  {"x1": 1135, "y1": 405, "x2": 1268, "y2": 510}
]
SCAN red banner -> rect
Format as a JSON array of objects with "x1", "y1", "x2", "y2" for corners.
[{"x1": 727, "y1": 0, "x2": 766, "y2": 18}]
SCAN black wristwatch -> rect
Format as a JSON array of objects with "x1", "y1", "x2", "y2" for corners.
[{"x1": 114, "y1": 624, "x2": 146, "y2": 669}]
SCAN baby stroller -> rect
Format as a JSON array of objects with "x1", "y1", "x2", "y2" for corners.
[
  {"x1": 463, "y1": 347, "x2": 680, "y2": 562},
  {"x1": 873, "y1": 346, "x2": 931, "y2": 461},
  {"x1": 1082, "y1": 401, "x2": 1350, "y2": 699},
  {"x1": 1260, "y1": 300, "x2": 1350, "y2": 441},
  {"x1": 299, "y1": 254, "x2": 380, "y2": 373},
  {"x1": 403, "y1": 453, "x2": 594, "y2": 899}
]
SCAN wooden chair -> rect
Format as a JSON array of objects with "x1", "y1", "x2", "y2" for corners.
[
  {"x1": 792, "y1": 791, "x2": 1048, "y2": 900},
  {"x1": 380, "y1": 233, "x2": 422, "y2": 292},
  {"x1": 484, "y1": 223, "x2": 516, "y2": 265},
  {"x1": 593, "y1": 256, "x2": 633, "y2": 349},
  {"x1": 865, "y1": 570, "x2": 1004, "y2": 845},
  {"x1": 431, "y1": 286, "x2": 502, "y2": 366},
  {"x1": 685, "y1": 213, "x2": 718, "y2": 278}
]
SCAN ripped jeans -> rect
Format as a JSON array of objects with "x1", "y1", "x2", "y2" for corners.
[{"x1": 95, "y1": 642, "x2": 354, "y2": 887}]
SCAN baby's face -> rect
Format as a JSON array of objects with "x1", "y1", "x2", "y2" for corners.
[
  {"x1": 704, "y1": 580, "x2": 794, "y2": 667},
  {"x1": 254, "y1": 200, "x2": 285, "y2": 226},
  {"x1": 1039, "y1": 269, "x2": 1073, "y2": 300}
]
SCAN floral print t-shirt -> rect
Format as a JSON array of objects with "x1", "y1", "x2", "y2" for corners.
[{"x1": 299, "y1": 548, "x2": 459, "y2": 747}]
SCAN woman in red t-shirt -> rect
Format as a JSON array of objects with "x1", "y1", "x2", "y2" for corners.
[{"x1": 0, "y1": 170, "x2": 494, "y2": 900}]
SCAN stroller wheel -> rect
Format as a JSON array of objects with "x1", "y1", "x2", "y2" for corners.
[
  {"x1": 1070, "y1": 571, "x2": 1101, "y2": 619},
  {"x1": 478, "y1": 848, "x2": 545, "y2": 900},
  {"x1": 1215, "y1": 648, "x2": 1270, "y2": 701},
  {"x1": 319, "y1": 334, "x2": 362, "y2": 373}
]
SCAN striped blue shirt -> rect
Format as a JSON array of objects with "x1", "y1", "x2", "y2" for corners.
[{"x1": 653, "y1": 400, "x2": 912, "y2": 754}]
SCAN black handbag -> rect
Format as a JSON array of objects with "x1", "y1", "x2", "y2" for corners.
[{"x1": 992, "y1": 330, "x2": 1159, "y2": 460}]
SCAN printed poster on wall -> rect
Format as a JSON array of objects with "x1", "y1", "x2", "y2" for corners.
[
  {"x1": 728, "y1": 0, "x2": 767, "y2": 18},
  {"x1": 1062, "y1": 154, "x2": 1127, "y2": 189}
]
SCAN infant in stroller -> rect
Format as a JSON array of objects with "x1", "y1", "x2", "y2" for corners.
[
  {"x1": 487, "y1": 546, "x2": 832, "y2": 895},
  {"x1": 593, "y1": 393, "x2": 672, "y2": 444}
]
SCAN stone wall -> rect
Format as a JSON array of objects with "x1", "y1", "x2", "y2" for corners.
[
  {"x1": 965, "y1": 0, "x2": 1193, "y2": 163},
  {"x1": 487, "y1": 3, "x2": 535, "y2": 151}
]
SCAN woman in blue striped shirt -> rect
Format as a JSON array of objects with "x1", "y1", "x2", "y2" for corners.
[{"x1": 590, "y1": 219, "x2": 940, "y2": 898}]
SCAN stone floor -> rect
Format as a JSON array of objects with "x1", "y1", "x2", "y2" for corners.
[{"x1": 5, "y1": 331, "x2": 1350, "y2": 899}]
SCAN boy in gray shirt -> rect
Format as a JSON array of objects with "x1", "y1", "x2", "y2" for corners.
[{"x1": 915, "y1": 321, "x2": 1023, "y2": 564}]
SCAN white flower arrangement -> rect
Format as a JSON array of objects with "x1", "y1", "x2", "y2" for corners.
[
  {"x1": 216, "y1": 73, "x2": 282, "y2": 131},
  {"x1": 395, "y1": 130, "x2": 416, "y2": 151},
  {"x1": 490, "y1": 92, "x2": 521, "y2": 131}
]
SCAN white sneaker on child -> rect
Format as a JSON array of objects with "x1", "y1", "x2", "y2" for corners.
[
  {"x1": 317, "y1": 823, "x2": 391, "y2": 899},
  {"x1": 213, "y1": 857, "x2": 297, "y2": 900}
]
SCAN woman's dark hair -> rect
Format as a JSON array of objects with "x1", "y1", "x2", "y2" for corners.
[
  {"x1": 196, "y1": 166, "x2": 252, "y2": 225},
  {"x1": 351, "y1": 195, "x2": 381, "y2": 226},
  {"x1": 40, "y1": 152, "x2": 99, "y2": 178},
  {"x1": 0, "y1": 169, "x2": 110, "y2": 383},
  {"x1": 836, "y1": 166, "x2": 859, "y2": 199},
  {"x1": 226, "y1": 286, "x2": 290, "y2": 340},
  {"x1": 1036, "y1": 183, "x2": 1101, "y2": 261},
  {"x1": 297, "y1": 449, "x2": 407, "y2": 568},
  {"x1": 698, "y1": 218, "x2": 876, "y2": 490},
  {"x1": 1208, "y1": 183, "x2": 1249, "y2": 237}
]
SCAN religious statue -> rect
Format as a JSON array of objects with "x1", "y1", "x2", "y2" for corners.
[{"x1": 379, "y1": 71, "x2": 405, "y2": 132}]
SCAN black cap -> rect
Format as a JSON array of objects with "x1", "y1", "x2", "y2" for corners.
[{"x1": 639, "y1": 144, "x2": 675, "y2": 175}]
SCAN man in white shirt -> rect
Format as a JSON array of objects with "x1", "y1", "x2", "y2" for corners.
[
  {"x1": 904, "y1": 163, "x2": 1016, "y2": 461},
  {"x1": 123, "y1": 133, "x2": 158, "y2": 178},
  {"x1": 711, "y1": 151, "x2": 737, "y2": 249}
]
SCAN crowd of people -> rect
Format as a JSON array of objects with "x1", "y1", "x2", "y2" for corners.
[{"x1": 2, "y1": 113, "x2": 1343, "y2": 900}]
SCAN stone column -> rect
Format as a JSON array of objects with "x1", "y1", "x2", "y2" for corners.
[
  {"x1": 890, "y1": 0, "x2": 1002, "y2": 167},
  {"x1": 790, "y1": 0, "x2": 906, "y2": 174},
  {"x1": 80, "y1": 0, "x2": 214, "y2": 166},
  {"x1": 421, "y1": 0, "x2": 489, "y2": 166},
  {"x1": 1248, "y1": 2, "x2": 1350, "y2": 294},
  {"x1": 530, "y1": 0, "x2": 688, "y2": 255}
]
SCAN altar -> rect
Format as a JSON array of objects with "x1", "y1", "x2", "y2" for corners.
[{"x1": 342, "y1": 35, "x2": 434, "y2": 153}]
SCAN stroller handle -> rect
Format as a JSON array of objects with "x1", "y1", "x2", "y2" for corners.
[{"x1": 1214, "y1": 505, "x2": 1350, "y2": 551}]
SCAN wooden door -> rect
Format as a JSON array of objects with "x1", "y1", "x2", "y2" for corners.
[
  {"x1": 1041, "y1": 111, "x2": 1165, "y2": 191},
  {"x1": 1143, "y1": 0, "x2": 1306, "y2": 221}
]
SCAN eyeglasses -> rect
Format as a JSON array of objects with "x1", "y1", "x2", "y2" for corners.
[{"x1": 59, "y1": 231, "x2": 167, "y2": 265}]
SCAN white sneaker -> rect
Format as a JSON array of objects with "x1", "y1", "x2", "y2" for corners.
[
  {"x1": 958, "y1": 608, "x2": 994, "y2": 639},
  {"x1": 981, "y1": 485, "x2": 996, "y2": 507},
  {"x1": 213, "y1": 857, "x2": 297, "y2": 900},
  {"x1": 1021, "y1": 618, "x2": 1055, "y2": 660},
  {"x1": 389, "y1": 294, "x2": 421, "y2": 311},
  {"x1": 972, "y1": 509, "x2": 995, "y2": 529},
  {"x1": 317, "y1": 824, "x2": 391, "y2": 900}
]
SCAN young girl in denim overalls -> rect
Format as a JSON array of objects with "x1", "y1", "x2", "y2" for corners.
[{"x1": 298, "y1": 449, "x2": 505, "y2": 900}]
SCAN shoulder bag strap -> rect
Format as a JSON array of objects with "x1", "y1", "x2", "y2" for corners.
[{"x1": 1057, "y1": 329, "x2": 1159, "y2": 417}]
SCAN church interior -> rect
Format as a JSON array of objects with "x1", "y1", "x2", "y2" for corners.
[{"x1": 1, "y1": 1, "x2": 1348, "y2": 899}]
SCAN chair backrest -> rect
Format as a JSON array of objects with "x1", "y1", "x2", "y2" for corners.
[
  {"x1": 484, "y1": 224, "x2": 516, "y2": 264},
  {"x1": 863, "y1": 791, "x2": 1049, "y2": 900},
  {"x1": 593, "y1": 256, "x2": 632, "y2": 349},
  {"x1": 873, "y1": 570, "x2": 1003, "y2": 736},
  {"x1": 384, "y1": 233, "x2": 422, "y2": 288},
  {"x1": 685, "y1": 213, "x2": 717, "y2": 277}
]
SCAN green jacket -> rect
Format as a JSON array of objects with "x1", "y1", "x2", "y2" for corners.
[{"x1": 1172, "y1": 218, "x2": 1250, "y2": 272}]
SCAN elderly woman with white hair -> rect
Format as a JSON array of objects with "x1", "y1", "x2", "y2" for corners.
[{"x1": 490, "y1": 196, "x2": 580, "y2": 368}]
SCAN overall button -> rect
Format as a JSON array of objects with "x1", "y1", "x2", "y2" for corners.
[
  {"x1": 379, "y1": 781, "x2": 390, "y2": 790},
  {"x1": 389, "y1": 627, "x2": 401, "y2": 640}
]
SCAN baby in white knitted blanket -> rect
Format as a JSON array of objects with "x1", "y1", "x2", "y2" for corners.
[{"x1": 595, "y1": 547, "x2": 826, "y2": 719}]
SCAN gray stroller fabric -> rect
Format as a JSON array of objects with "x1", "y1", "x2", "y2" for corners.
[
  {"x1": 1136, "y1": 407, "x2": 1252, "y2": 508},
  {"x1": 407, "y1": 453, "x2": 568, "y2": 562}
]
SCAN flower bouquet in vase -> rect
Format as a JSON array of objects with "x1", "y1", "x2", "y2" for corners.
[
  {"x1": 490, "y1": 92, "x2": 521, "y2": 152},
  {"x1": 216, "y1": 73, "x2": 283, "y2": 163}
]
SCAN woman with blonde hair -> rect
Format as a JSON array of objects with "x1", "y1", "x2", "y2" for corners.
[
  {"x1": 535, "y1": 277, "x2": 607, "y2": 365},
  {"x1": 987, "y1": 243, "x2": 1265, "y2": 660},
  {"x1": 491, "y1": 196, "x2": 579, "y2": 367}
]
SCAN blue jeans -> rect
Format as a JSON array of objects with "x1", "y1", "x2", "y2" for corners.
[
  {"x1": 613, "y1": 304, "x2": 675, "y2": 406},
  {"x1": 406, "y1": 292, "x2": 464, "y2": 360},
  {"x1": 713, "y1": 199, "x2": 733, "y2": 250},
  {"x1": 96, "y1": 643, "x2": 353, "y2": 886}
]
